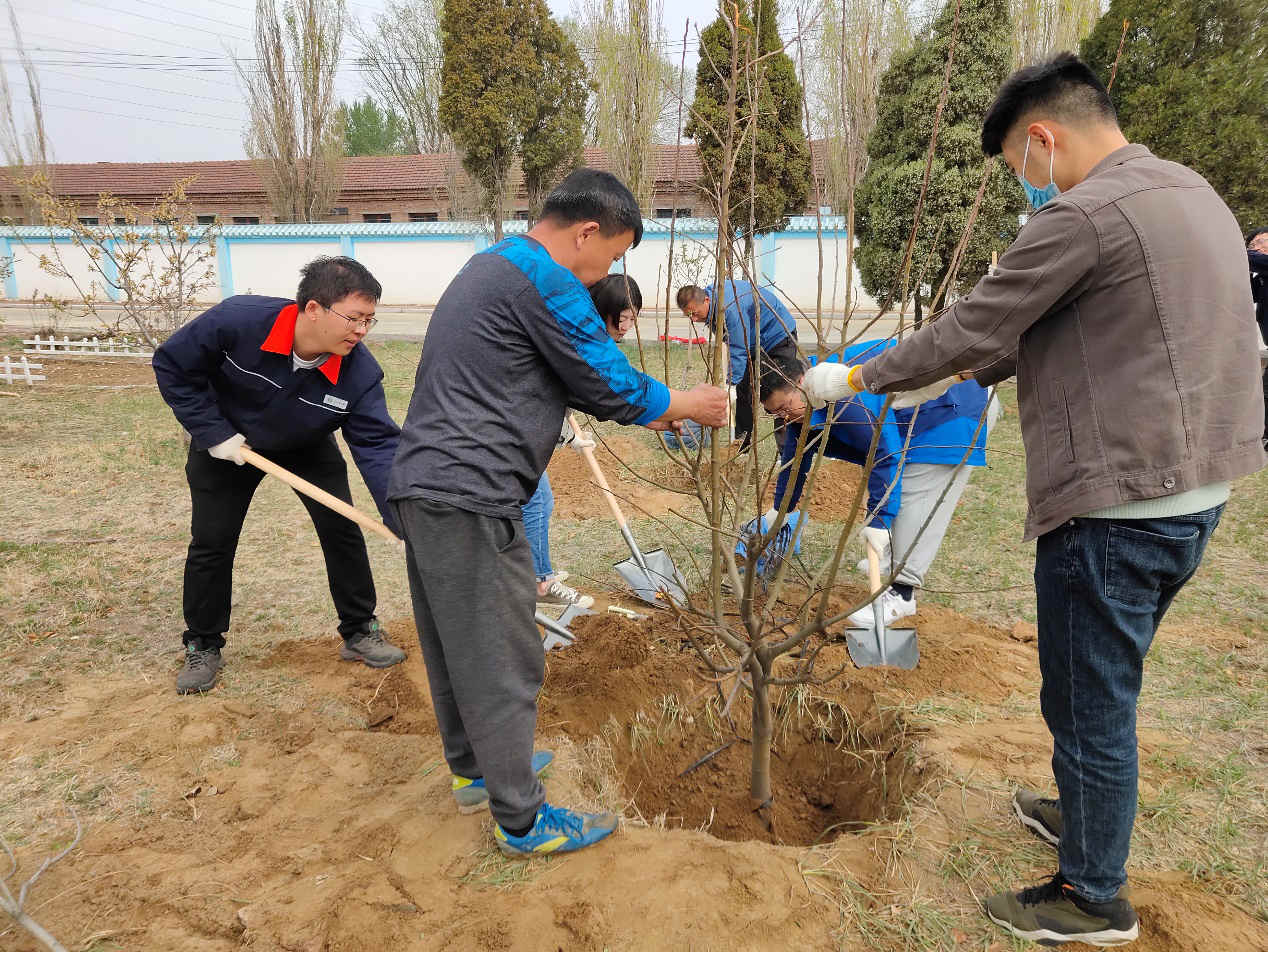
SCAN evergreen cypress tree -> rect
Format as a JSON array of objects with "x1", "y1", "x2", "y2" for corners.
[
  {"x1": 854, "y1": 0, "x2": 1022, "y2": 310},
  {"x1": 687, "y1": 0, "x2": 811, "y2": 239},
  {"x1": 439, "y1": 0, "x2": 587, "y2": 238},
  {"x1": 1081, "y1": 0, "x2": 1266, "y2": 231}
]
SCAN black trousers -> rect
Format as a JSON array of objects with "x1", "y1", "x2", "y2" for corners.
[
  {"x1": 734, "y1": 335, "x2": 800, "y2": 451},
  {"x1": 181, "y1": 437, "x2": 376, "y2": 649}
]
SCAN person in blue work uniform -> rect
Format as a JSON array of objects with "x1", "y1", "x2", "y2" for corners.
[
  {"x1": 755, "y1": 340, "x2": 998, "y2": 625},
  {"x1": 153, "y1": 256, "x2": 408, "y2": 695},
  {"x1": 677, "y1": 278, "x2": 799, "y2": 450}
]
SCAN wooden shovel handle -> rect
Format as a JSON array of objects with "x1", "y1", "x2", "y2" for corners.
[
  {"x1": 240, "y1": 446, "x2": 403, "y2": 546},
  {"x1": 866, "y1": 539, "x2": 884, "y2": 598},
  {"x1": 567, "y1": 413, "x2": 629, "y2": 531}
]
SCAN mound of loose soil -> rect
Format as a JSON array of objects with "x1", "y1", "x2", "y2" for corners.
[{"x1": 546, "y1": 435, "x2": 691, "y2": 519}]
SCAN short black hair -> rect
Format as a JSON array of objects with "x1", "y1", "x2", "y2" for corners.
[
  {"x1": 542, "y1": 167, "x2": 643, "y2": 248},
  {"x1": 758, "y1": 351, "x2": 807, "y2": 403},
  {"x1": 590, "y1": 273, "x2": 643, "y2": 325},
  {"x1": 1247, "y1": 228, "x2": 1268, "y2": 245},
  {"x1": 981, "y1": 52, "x2": 1118, "y2": 156},
  {"x1": 676, "y1": 285, "x2": 707, "y2": 309},
  {"x1": 297, "y1": 256, "x2": 382, "y2": 311}
]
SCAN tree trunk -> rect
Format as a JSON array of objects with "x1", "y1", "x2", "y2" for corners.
[
  {"x1": 913, "y1": 289, "x2": 923, "y2": 331},
  {"x1": 749, "y1": 666, "x2": 774, "y2": 831},
  {"x1": 493, "y1": 180, "x2": 504, "y2": 243}
]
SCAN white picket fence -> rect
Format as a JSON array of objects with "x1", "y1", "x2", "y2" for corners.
[
  {"x1": 1, "y1": 355, "x2": 45, "y2": 385},
  {"x1": 23, "y1": 335, "x2": 154, "y2": 358}
]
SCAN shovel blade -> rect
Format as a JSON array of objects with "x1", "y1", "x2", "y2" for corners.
[
  {"x1": 615, "y1": 548, "x2": 688, "y2": 608},
  {"x1": 845, "y1": 626, "x2": 919, "y2": 670}
]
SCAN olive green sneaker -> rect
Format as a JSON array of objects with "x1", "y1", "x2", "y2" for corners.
[
  {"x1": 339, "y1": 620, "x2": 406, "y2": 668},
  {"x1": 985, "y1": 874, "x2": 1139, "y2": 946},
  {"x1": 1014, "y1": 787, "x2": 1062, "y2": 847}
]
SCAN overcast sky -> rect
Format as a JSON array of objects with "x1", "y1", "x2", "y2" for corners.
[{"x1": 2, "y1": 0, "x2": 727, "y2": 164}]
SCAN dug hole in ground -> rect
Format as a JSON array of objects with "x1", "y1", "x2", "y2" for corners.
[{"x1": 1, "y1": 353, "x2": 1265, "y2": 951}]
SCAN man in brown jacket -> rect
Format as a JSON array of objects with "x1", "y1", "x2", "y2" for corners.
[{"x1": 804, "y1": 54, "x2": 1265, "y2": 945}]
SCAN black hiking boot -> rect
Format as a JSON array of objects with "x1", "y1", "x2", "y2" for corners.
[
  {"x1": 177, "y1": 646, "x2": 223, "y2": 694},
  {"x1": 339, "y1": 619, "x2": 406, "y2": 668},
  {"x1": 1014, "y1": 787, "x2": 1062, "y2": 847},
  {"x1": 985, "y1": 873, "x2": 1139, "y2": 946}
]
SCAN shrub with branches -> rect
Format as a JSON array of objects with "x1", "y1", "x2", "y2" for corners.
[{"x1": 11, "y1": 175, "x2": 219, "y2": 348}]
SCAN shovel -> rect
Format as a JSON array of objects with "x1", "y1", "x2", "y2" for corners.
[
  {"x1": 568, "y1": 413, "x2": 688, "y2": 609},
  {"x1": 242, "y1": 448, "x2": 588, "y2": 649},
  {"x1": 241, "y1": 447, "x2": 403, "y2": 547},
  {"x1": 845, "y1": 540, "x2": 918, "y2": 670}
]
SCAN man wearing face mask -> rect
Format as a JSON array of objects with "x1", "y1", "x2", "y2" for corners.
[{"x1": 800, "y1": 53, "x2": 1264, "y2": 945}]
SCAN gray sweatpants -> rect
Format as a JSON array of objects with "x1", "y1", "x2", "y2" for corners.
[
  {"x1": 392, "y1": 497, "x2": 545, "y2": 831},
  {"x1": 887, "y1": 396, "x2": 1000, "y2": 589}
]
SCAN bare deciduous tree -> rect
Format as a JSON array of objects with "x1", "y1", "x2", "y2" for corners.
[
  {"x1": 352, "y1": 0, "x2": 448, "y2": 154},
  {"x1": 238, "y1": 0, "x2": 347, "y2": 223},
  {"x1": 0, "y1": 809, "x2": 81, "y2": 952},
  {"x1": 0, "y1": 0, "x2": 50, "y2": 224},
  {"x1": 1010, "y1": 0, "x2": 1103, "y2": 66},
  {"x1": 571, "y1": 0, "x2": 676, "y2": 211},
  {"x1": 805, "y1": 0, "x2": 913, "y2": 338},
  {"x1": 14, "y1": 176, "x2": 220, "y2": 348}
]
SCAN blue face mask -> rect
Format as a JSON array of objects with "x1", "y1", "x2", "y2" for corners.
[{"x1": 1019, "y1": 134, "x2": 1060, "y2": 210}]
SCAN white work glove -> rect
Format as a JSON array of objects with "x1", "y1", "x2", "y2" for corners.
[
  {"x1": 565, "y1": 428, "x2": 596, "y2": 454},
  {"x1": 857, "y1": 524, "x2": 890, "y2": 557},
  {"x1": 890, "y1": 376, "x2": 960, "y2": 410},
  {"x1": 208, "y1": 433, "x2": 247, "y2": 465},
  {"x1": 801, "y1": 363, "x2": 862, "y2": 408}
]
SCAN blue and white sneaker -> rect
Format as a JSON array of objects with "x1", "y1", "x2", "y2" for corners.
[
  {"x1": 494, "y1": 803, "x2": 619, "y2": 856},
  {"x1": 451, "y1": 750, "x2": 555, "y2": 815}
]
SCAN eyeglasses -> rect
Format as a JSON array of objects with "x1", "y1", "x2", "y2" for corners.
[{"x1": 326, "y1": 304, "x2": 378, "y2": 331}]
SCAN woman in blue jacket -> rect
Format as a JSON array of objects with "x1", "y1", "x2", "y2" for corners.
[{"x1": 756, "y1": 339, "x2": 998, "y2": 626}]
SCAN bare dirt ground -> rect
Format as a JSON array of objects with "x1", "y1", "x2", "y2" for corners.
[{"x1": 2, "y1": 347, "x2": 1265, "y2": 951}]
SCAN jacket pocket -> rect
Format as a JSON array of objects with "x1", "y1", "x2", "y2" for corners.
[{"x1": 1043, "y1": 379, "x2": 1075, "y2": 484}]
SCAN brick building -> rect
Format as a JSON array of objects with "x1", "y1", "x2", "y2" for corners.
[{"x1": 1, "y1": 144, "x2": 812, "y2": 225}]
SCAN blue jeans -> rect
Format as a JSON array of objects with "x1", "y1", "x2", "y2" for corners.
[
  {"x1": 521, "y1": 473, "x2": 553, "y2": 581},
  {"x1": 1035, "y1": 506, "x2": 1222, "y2": 901}
]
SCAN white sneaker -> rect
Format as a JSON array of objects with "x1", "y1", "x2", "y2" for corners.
[
  {"x1": 538, "y1": 578, "x2": 594, "y2": 609},
  {"x1": 847, "y1": 589, "x2": 916, "y2": 628}
]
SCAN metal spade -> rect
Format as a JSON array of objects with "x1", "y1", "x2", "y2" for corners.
[
  {"x1": 845, "y1": 540, "x2": 918, "y2": 669},
  {"x1": 569, "y1": 414, "x2": 688, "y2": 609}
]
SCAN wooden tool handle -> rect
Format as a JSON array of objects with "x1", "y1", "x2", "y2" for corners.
[
  {"x1": 240, "y1": 447, "x2": 403, "y2": 546},
  {"x1": 866, "y1": 539, "x2": 884, "y2": 598},
  {"x1": 568, "y1": 414, "x2": 628, "y2": 530}
]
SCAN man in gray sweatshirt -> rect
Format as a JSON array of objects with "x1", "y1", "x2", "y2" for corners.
[
  {"x1": 803, "y1": 54, "x2": 1264, "y2": 945},
  {"x1": 389, "y1": 169, "x2": 727, "y2": 858}
]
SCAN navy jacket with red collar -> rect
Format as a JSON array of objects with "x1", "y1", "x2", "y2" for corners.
[{"x1": 153, "y1": 294, "x2": 401, "y2": 532}]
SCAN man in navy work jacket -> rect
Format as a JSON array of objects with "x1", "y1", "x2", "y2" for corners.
[
  {"x1": 754, "y1": 342, "x2": 997, "y2": 620},
  {"x1": 677, "y1": 278, "x2": 799, "y2": 450},
  {"x1": 389, "y1": 168, "x2": 727, "y2": 859},
  {"x1": 153, "y1": 256, "x2": 407, "y2": 695}
]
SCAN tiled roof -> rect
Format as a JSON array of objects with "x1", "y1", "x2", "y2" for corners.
[{"x1": 1, "y1": 142, "x2": 820, "y2": 199}]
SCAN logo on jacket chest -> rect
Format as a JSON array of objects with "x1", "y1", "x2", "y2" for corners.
[{"x1": 323, "y1": 394, "x2": 349, "y2": 410}]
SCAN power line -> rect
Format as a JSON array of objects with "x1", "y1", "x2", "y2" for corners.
[
  {"x1": 123, "y1": 0, "x2": 256, "y2": 37},
  {"x1": 29, "y1": 64, "x2": 244, "y2": 105},
  {"x1": 9, "y1": 7, "x2": 239, "y2": 56},
  {"x1": 40, "y1": 100, "x2": 242, "y2": 133},
  {"x1": 63, "y1": 0, "x2": 252, "y2": 42},
  {"x1": 38, "y1": 85, "x2": 246, "y2": 122}
]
